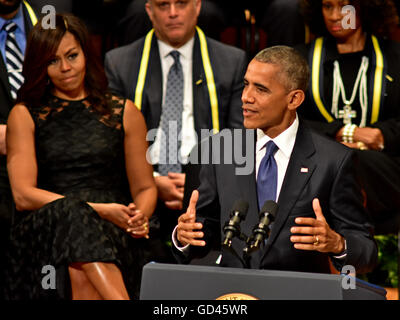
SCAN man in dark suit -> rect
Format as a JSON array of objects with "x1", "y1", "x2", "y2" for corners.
[
  {"x1": 174, "y1": 46, "x2": 377, "y2": 275},
  {"x1": 0, "y1": 0, "x2": 38, "y2": 298},
  {"x1": 105, "y1": 0, "x2": 246, "y2": 262}
]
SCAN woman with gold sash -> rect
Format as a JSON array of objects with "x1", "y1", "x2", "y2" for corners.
[{"x1": 297, "y1": 0, "x2": 400, "y2": 230}]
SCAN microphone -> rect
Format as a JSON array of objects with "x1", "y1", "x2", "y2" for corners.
[
  {"x1": 222, "y1": 200, "x2": 249, "y2": 247},
  {"x1": 251, "y1": 200, "x2": 278, "y2": 249}
]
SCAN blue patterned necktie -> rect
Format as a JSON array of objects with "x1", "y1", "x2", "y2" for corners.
[
  {"x1": 257, "y1": 141, "x2": 278, "y2": 210},
  {"x1": 3, "y1": 21, "x2": 24, "y2": 100},
  {"x1": 158, "y1": 50, "x2": 183, "y2": 175}
]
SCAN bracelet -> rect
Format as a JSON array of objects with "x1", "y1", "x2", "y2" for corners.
[{"x1": 342, "y1": 124, "x2": 357, "y2": 143}]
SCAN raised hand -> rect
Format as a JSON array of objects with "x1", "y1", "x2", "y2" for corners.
[
  {"x1": 176, "y1": 190, "x2": 205, "y2": 247},
  {"x1": 290, "y1": 198, "x2": 345, "y2": 254}
]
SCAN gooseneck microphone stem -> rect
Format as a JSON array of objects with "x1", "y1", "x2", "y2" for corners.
[
  {"x1": 244, "y1": 200, "x2": 278, "y2": 256},
  {"x1": 221, "y1": 199, "x2": 249, "y2": 268},
  {"x1": 220, "y1": 200, "x2": 278, "y2": 269}
]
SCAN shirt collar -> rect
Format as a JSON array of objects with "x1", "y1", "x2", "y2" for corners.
[
  {"x1": 256, "y1": 113, "x2": 299, "y2": 159},
  {"x1": 157, "y1": 36, "x2": 194, "y2": 61},
  {"x1": 0, "y1": 4, "x2": 25, "y2": 34}
]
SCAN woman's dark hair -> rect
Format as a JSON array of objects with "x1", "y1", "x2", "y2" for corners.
[
  {"x1": 300, "y1": 0, "x2": 399, "y2": 38},
  {"x1": 17, "y1": 14, "x2": 109, "y2": 113}
]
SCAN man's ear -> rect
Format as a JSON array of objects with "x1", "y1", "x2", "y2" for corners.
[
  {"x1": 145, "y1": 1, "x2": 153, "y2": 22},
  {"x1": 287, "y1": 90, "x2": 305, "y2": 111},
  {"x1": 195, "y1": 0, "x2": 202, "y2": 17}
]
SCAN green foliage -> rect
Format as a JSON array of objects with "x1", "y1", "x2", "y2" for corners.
[{"x1": 362, "y1": 234, "x2": 398, "y2": 288}]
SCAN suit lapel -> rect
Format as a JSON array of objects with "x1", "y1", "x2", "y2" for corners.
[
  {"x1": 234, "y1": 129, "x2": 258, "y2": 234},
  {"x1": 22, "y1": 2, "x2": 35, "y2": 31},
  {"x1": 0, "y1": 57, "x2": 12, "y2": 101},
  {"x1": 192, "y1": 33, "x2": 212, "y2": 134},
  {"x1": 261, "y1": 121, "x2": 317, "y2": 260}
]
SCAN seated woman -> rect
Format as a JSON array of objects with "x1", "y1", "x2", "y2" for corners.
[
  {"x1": 297, "y1": 0, "x2": 400, "y2": 230},
  {"x1": 5, "y1": 14, "x2": 157, "y2": 300}
]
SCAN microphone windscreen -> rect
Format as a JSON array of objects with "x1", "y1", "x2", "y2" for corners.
[
  {"x1": 232, "y1": 199, "x2": 249, "y2": 219},
  {"x1": 260, "y1": 200, "x2": 278, "y2": 218}
]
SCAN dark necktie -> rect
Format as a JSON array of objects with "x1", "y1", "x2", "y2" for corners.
[
  {"x1": 3, "y1": 21, "x2": 24, "y2": 100},
  {"x1": 158, "y1": 50, "x2": 183, "y2": 175},
  {"x1": 257, "y1": 140, "x2": 278, "y2": 210}
]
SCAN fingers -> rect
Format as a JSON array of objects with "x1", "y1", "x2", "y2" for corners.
[
  {"x1": 129, "y1": 228, "x2": 149, "y2": 239},
  {"x1": 177, "y1": 201, "x2": 204, "y2": 247},
  {"x1": 312, "y1": 198, "x2": 326, "y2": 222},
  {"x1": 341, "y1": 142, "x2": 358, "y2": 149},
  {"x1": 290, "y1": 234, "x2": 323, "y2": 251},
  {"x1": 168, "y1": 172, "x2": 186, "y2": 187},
  {"x1": 187, "y1": 190, "x2": 199, "y2": 221},
  {"x1": 290, "y1": 200, "x2": 339, "y2": 253},
  {"x1": 128, "y1": 203, "x2": 136, "y2": 210},
  {"x1": 290, "y1": 235, "x2": 316, "y2": 244},
  {"x1": 177, "y1": 220, "x2": 205, "y2": 247},
  {"x1": 178, "y1": 211, "x2": 196, "y2": 224},
  {"x1": 127, "y1": 211, "x2": 145, "y2": 226},
  {"x1": 126, "y1": 208, "x2": 149, "y2": 239},
  {"x1": 170, "y1": 188, "x2": 184, "y2": 201},
  {"x1": 178, "y1": 233, "x2": 205, "y2": 247},
  {"x1": 127, "y1": 218, "x2": 149, "y2": 239}
]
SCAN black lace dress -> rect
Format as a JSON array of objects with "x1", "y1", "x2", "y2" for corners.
[{"x1": 6, "y1": 94, "x2": 145, "y2": 300}]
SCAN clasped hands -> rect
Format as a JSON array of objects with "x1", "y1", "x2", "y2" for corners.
[
  {"x1": 91, "y1": 202, "x2": 149, "y2": 239},
  {"x1": 177, "y1": 191, "x2": 345, "y2": 255},
  {"x1": 337, "y1": 126, "x2": 384, "y2": 151}
]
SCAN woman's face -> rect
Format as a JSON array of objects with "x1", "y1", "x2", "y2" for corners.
[
  {"x1": 47, "y1": 32, "x2": 86, "y2": 100},
  {"x1": 322, "y1": 0, "x2": 362, "y2": 40}
]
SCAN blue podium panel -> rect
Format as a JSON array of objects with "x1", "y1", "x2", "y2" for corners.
[{"x1": 140, "y1": 262, "x2": 386, "y2": 300}]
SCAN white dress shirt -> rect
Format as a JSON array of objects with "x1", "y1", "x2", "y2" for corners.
[
  {"x1": 255, "y1": 114, "x2": 299, "y2": 200},
  {"x1": 148, "y1": 37, "x2": 198, "y2": 168}
]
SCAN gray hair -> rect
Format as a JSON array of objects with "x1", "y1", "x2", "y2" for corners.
[{"x1": 254, "y1": 46, "x2": 310, "y2": 92}]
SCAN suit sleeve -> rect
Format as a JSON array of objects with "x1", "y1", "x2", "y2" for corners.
[
  {"x1": 104, "y1": 51, "x2": 125, "y2": 97},
  {"x1": 328, "y1": 150, "x2": 378, "y2": 274},
  {"x1": 172, "y1": 139, "x2": 222, "y2": 263}
]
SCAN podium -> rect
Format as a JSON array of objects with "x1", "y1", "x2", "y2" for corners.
[{"x1": 140, "y1": 262, "x2": 386, "y2": 300}]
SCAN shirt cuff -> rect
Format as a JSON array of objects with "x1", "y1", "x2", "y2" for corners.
[
  {"x1": 153, "y1": 171, "x2": 161, "y2": 177},
  {"x1": 332, "y1": 239, "x2": 347, "y2": 260},
  {"x1": 172, "y1": 225, "x2": 190, "y2": 253}
]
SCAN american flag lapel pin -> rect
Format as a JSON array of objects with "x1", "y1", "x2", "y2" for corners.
[{"x1": 300, "y1": 167, "x2": 309, "y2": 173}]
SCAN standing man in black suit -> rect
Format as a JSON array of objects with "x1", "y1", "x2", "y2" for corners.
[
  {"x1": 0, "y1": 0, "x2": 38, "y2": 298},
  {"x1": 174, "y1": 46, "x2": 377, "y2": 275},
  {"x1": 105, "y1": 0, "x2": 246, "y2": 262}
]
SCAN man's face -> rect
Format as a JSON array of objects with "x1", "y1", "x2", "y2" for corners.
[
  {"x1": 0, "y1": 0, "x2": 21, "y2": 15},
  {"x1": 146, "y1": 0, "x2": 201, "y2": 48},
  {"x1": 242, "y1": 60, "x2": 293, "y2": 137}
]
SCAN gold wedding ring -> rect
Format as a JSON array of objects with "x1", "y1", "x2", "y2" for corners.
[{"x1": 313, "y1": 236, "x2": 320, "y2": 246}]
